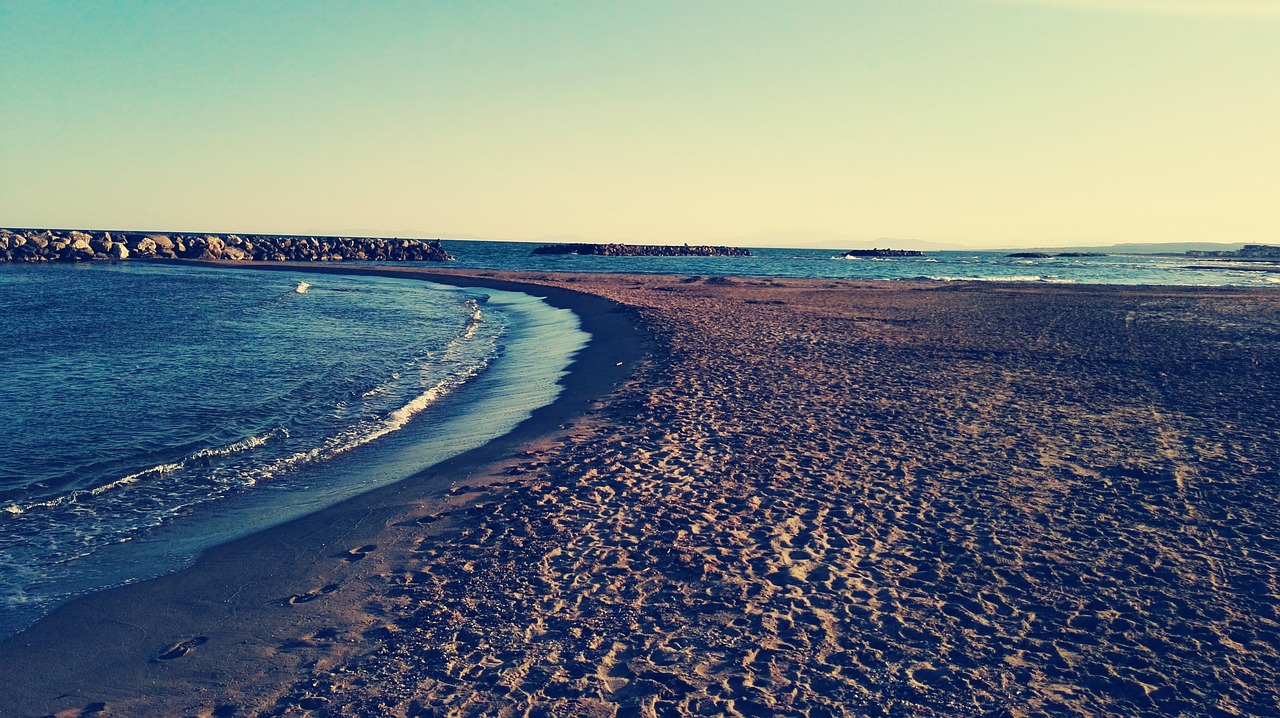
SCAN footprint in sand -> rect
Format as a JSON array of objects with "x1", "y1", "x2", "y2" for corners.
[
  {"x1": 283, "y1": 583, "x2": 341, "y2": 606},
  {"x1": 44, "y1": 701, "x2": 108, "y2": 718},
  {"x1": 340, "y1": 544, "x2": 378, "y2": 562},
  {"x1": 155, "y1": 636, "x2": 209, "y2": 661},
  {"x1": 415, "y1": 511, "x2": 450, "y2": 525}
]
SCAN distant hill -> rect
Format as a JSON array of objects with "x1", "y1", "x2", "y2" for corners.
[
  {"x1": 331, "y1": 231, "x2": 1254, "y2": 255},
  {"x1": 1004, "y1": 241, "x2": 1249, "y2": 255}
]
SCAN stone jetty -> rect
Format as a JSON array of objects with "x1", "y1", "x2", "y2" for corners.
[
  {"x1": 532, "y1": 243, "x2": 750, "y2": 257},
  {"x1": 0, "y1": 229, "x2": 453, "y2": 263},
  {"x1": 842, "y1": 248, "x2": 924, "y2": 258}
]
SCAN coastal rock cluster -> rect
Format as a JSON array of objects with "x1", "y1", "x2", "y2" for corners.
[
  {"x1": 532, "y1": 242, "x2": 751, "y2": 257},
  {"x1": 842, "y1": 248, "x2": 924, "y2": 258},
  {"x1": 0, "y1": 229, "x2": 452, "y2": 263}
]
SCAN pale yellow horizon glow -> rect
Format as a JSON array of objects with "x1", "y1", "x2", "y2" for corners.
[{"x1": 990, "y1": 0, "x2": 1280, "y2": 17}]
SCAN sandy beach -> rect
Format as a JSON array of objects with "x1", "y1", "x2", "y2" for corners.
[{"x1": 3, "y1": 269, "x2": 1279, "y2": 717}]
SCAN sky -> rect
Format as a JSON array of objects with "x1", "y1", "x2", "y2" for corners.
[{"x1": 1, "y1": 1, "x2": 1277, "y2": 249}]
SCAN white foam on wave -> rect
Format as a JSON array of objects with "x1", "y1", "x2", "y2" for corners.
[
  {"x1": 355, "y1": 302, "x2": 484, "y2": 402},
  {"x1": 920, "y1": 275, "x2": 1077, "y2": 284},
  {"x1": 244, "y1": 355, "x2": 494, "y2": 484},
  {"x1": 361, "y1": 371, "x2": 402, "y2": 398},
  {"x1": 2, "y1": 462, "x2": 184, "y2": 515},
  {"x1": 191, "y1": 428, "x2": 289, "y2": 461},
  {"x1": 460, "y1": 301, "x2": 484, "y2": 341},
  {"x1": 1, "y1": 428, "x2": 288, "y2": 516},
  {"x1": 234, "y1": 302, "x2": 502, "y2": 486}
]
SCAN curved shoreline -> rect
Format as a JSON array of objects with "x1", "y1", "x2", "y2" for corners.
[{"x1": 0, "y1": 263, "x2": 651, "y2": 713}]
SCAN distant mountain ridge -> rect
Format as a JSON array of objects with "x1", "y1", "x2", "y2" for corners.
[
  {"x1": 1006, "y1": 241, "x2": 1249, "y2": 254},
  {"x1": 335, "y1": 229, "x2": 1254, "y2": 255}
]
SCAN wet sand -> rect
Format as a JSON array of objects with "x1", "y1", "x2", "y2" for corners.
[{"x1": 3, "y1": 270, "x2": 1279, "y2": 717}]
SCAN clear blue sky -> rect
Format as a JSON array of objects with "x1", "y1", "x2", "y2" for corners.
[{"x1": 2, "y1": 1, "x2": 1277, "y2": 247}]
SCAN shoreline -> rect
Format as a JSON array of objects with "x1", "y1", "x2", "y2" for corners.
[
  {"x1": 2, "y1": 268, "x2": 1279, "y2": 716},
  {"x1": 0, "y1": 263, "x2": 651, "y2": 714}
]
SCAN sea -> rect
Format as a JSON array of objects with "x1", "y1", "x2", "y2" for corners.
[
  {"x1": 0, "y1": 259, "x2": 587, "y2": 638},
  {"x1": 0, "y1": 241, "x2": 1275, "y2": 638},
  {"x1": 441, "y1": 242, "x2": 1280, "y2": 287}
]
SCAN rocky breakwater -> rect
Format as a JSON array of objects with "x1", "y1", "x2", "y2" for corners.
[
  {"x1": 842, "y1": 248, "x2": 924, "y2": 258},
  {"x1": 0, "y1": 229, "x2": 453, "y2": 263},
  {"x1": 532, "y1": 242, "x2": 750, "y2": 257}
]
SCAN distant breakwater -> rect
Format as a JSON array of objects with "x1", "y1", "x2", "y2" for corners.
[
  {"x1": 842, "y1": 248, "x2": 924, "y2": 258},
  {"x1": 532, "y1": 243, "x2": 751, "y2": 257},
  {"x1": 0, "y1": 229, "x2": 453, "y2": 263}
]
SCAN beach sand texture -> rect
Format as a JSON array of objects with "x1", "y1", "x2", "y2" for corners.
[{"x1": 4, "y1": 273, "x2": 1279, "y2": 717}]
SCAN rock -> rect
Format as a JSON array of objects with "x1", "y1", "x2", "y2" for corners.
[
  {"x1": 132, "y1": 237, "x2": 157, "y2": 257},
  {"x1": 191, "y1": 236, "x2": 226, "y2": 260},
  {"x1": 173, "y1": 240, "x2": 195, "y2": 258},
  {"x1": 0, "y1": 229, "x2": 455, "y2": 263}
]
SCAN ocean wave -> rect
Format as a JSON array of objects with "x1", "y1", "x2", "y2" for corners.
[
  {"x1": 190, "y1": 427, "x2": 289, "y2": 461},
  {"x1": 2, "y1": 461, "x2": 184, "y2": 515},
  {"x1": 354, "y1": 303, "x2": 485, "y2": 402},
  {"x1": 1, "y1": 428, "x2": 289, "y2": 516},
  {"x1": 915, "y1": 275, "x2": 1077, "y2": 284},
  {"x1": 241, "y1": 356, "x2": 493, "y2": 485},
  {"x1": 233, "y1": 305, "x2": 501, "y2": 486},
  {"x1": 361, "y1": 372, "x2": 401, "y2": 398},
  {"x1": 461, "y1": 302, "x2": 484, "y2": 341}
]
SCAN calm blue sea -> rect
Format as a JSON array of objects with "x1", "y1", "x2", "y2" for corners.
[
  {"x1": 0, "y1": 261, "x2": 586, "y2": 638},
  {"x1": 441, "y1": 241, "x2": 1280, "y2": 287},
  {"x1": 0, "y1": 242, "x2": 1275, "y2": 638}
]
